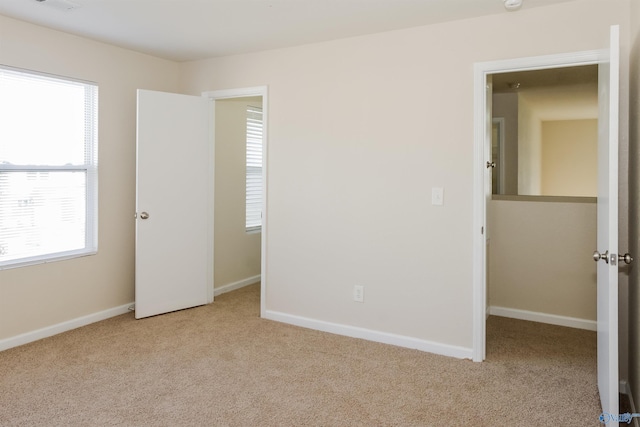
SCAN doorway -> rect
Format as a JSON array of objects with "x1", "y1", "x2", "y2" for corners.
[
  {"x1": 206, "y1": 87, "x2": 268, "y2": 316},
  {"x1": 134, "y1": 87, "x2": 268, "y2": 318},
  {"x1": 476, "y1": 26, "x2": 623, "y2": 416},
  {"x1": 472, "y1": 50, "x2": 603, "y2": 362},
  {"x1": 486, "y1": 65, "x2": 599, "y2": 337}
]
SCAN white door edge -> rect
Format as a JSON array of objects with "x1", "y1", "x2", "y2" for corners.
[
  {"x1": 472, "y1": 50, "x2": 601, "y2": 362},
  {"x1": 202, "y1": 86, "x2": 269, "y2": 318},
  {"x1": 596, "y1": 24, "x2": 620, "y2": 422}
]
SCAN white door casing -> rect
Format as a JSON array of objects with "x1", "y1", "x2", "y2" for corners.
[
  {"x1": 472, "y1": 25, "x2": 620, "y2": 422},
  {"x1": 202, "y1": 86, "x2": 269, "y2": 318},
  {"x1": 135, "y1": 89, "x2": 213, "y2": 319},
  {"x1": 472, "y1": 49, "x2": 601, "y2": 362}
]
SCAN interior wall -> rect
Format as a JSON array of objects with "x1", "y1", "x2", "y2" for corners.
[
  {"x1": 0, "y1": 15, "x2": 181, "y2": 340},
  {"x1": 214, "y1": 97, "x2": 262, "y2": 289},
  {"x1": 514, "y1": 84, "x2": 598, "y2": 197},
  {"x1": 541, "y1": 119, "x2": 597, "y2": 197},
  {"x1": 517, "y1": 93, "x2": 542, "y2": 195},
  {"x1": 492, "y1": 93, "x2": 519, "y2": 195},
  {"x1": 180, "y1": 0, "x2": 631, "y2": 353},
  {"x1": 628, "y1": 0, "x2": 640, "y2": 407},
  {"x1": 488, "y1": 199, "x2": 597, "y2": 322}
]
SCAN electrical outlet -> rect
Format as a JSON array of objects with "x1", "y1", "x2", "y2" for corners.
[
  {"x1": 353, "y1": 285, "x2": 364, "y2": 303},
  {"x1": 431, "y1": 187, "x2": 444, "y2": 206}
]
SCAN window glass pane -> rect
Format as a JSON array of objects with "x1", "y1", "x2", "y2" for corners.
[
  {"x1": 0, "y1": 69, "x2": 88, "y2": 166},
  {"x1": 0, "y1": 66, "x2": 97, "y2": 269},
  {"x1": 0, "y1": 171, "x2": 87, "y2": 263},
  {"x1": 246, "y1": 106, "x2": 263, "y2": 231}
]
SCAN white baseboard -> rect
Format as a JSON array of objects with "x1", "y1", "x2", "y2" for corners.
[
  {"x1": 264, "y1": 310, "x2": 473, "y2": 360},
  {"x1": 214, "y1": 274, "x2": 261, "y2": 297},
  {"x1": 0, "y1": 303, "x2": 133, "y2": 352},
  {"x1": 489, "y1": 306, "x2": 596, "y2": 331}
]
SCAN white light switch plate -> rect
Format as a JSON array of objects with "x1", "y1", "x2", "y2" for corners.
[{"x1": 432, "y1": 187, "x2": 444, "y2": 206}]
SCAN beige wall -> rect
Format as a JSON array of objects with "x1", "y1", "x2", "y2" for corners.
[
  {"x1": 214, "y1": 97, "x2": 262, "y2": 288},
  {"x1": 628, "y1": 0, "x2": 640, "y2": 408},
  {"x1": 180, "y1": 0, "x2": 630, "y2": 351},
  {"x1": 488, "y1": 199, "x2": 596, "y2": 321},
  {"x1": 0, "y1": 16, "x2": 181, "y2": 340},
  {"x1": 492, "y1": 93, "x2": 519, "y2": 195},
  {"x1": 514, "y1": 84, "x2": 598, "y2": 196},
  {"x1": 518, "y1": 93, "x2": 542, "y2": 195},
  {"x1": 541, "y1": 119, "x2": 597, "y2": 197}
]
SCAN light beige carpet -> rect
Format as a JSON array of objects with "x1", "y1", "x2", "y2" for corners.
[{"x1": 0, "y1": 284, "x2": 601, "y2": 426}]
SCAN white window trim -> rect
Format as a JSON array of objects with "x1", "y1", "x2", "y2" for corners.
[{"x1": 0, "y1": 66, "x2": 98, "y2": 270}]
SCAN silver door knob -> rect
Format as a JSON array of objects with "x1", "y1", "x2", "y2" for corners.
[
  {"x1": 593, "y1": 250, "x2": 609, "y2": 263},
  {"x1": 140, "y1": 212, "x2": 149, "y2": 220},
  {"x1": 619, "y1": 253, "x2": 633, "y2": 264}
]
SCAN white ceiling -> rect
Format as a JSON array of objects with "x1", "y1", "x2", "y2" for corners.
[{"x1": 0, "y1": 0, "x2": 575, "y2": 62}]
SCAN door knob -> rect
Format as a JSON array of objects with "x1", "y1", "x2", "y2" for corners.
[
  {"x1": 619, "y1": 253, "x2": 633, "y2": 265},
  {"x1": 593, "y1": 250, "x2": 609, "y2": 264},
  {"x1": 140, "y1": 212, "x2": 150, "y2": 220}
]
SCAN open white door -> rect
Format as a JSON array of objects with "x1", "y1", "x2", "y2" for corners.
[
  {"x1": 595, "y1": 25, "x2": 619, "y2": 423},
  {"x1": 135, "y1": 89, "x2": 213, "y2": 319}
]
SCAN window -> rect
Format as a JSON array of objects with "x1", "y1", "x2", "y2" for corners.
[
  {"x1": 0, "y1": 66, "x2": 98, "y2": 269},
  {"x1": 246, "y1": 106, "x2": 263, "y2": 233}
]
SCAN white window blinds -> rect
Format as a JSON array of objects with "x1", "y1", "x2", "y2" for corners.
[
  {"x1": 246, "y1": 106, "x2": 263, "y2": 232},
  {"x1": 0, "y1": 66, "x2": 98, "y2": 269}
]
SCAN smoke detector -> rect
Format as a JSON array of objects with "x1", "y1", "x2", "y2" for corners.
[{"x1": 504, "y1": 0, "x2": 523, "y2": 11}]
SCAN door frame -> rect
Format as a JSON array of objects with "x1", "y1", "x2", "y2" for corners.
[
  {"x1": 472, "y1": 51, "x2": 601, "y2": 362},
  {"x1": 202, "y1": 86, "x2": 269, "y2": 317}
]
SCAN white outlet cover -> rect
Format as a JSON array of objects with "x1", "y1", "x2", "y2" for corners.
[
  {"x1": 431, "y1": 187, "x2": 444, "y2": 206},
  {"x1": 353, "y1": 285, "x2": 364, "y2": 302}
]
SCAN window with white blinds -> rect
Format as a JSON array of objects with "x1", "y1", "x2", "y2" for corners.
[
  {"x1": 0, "y1": 66, "x2": 98, "y2": 269},
  {"x1": 246, "y1": 106, "x2": 263, "y2": 233}
]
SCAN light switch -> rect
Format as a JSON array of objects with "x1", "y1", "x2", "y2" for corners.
[{"x1": 432, "y1": 187, "x2": 444, "y2": 206}]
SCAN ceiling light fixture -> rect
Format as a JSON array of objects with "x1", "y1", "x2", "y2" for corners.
[{"x1": 504, "y1": 0, "x2": 523, "y2": 11}]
